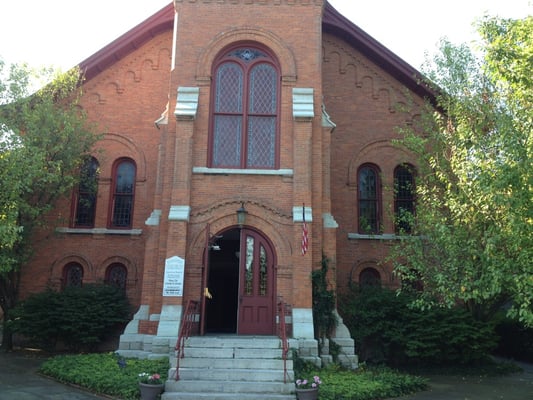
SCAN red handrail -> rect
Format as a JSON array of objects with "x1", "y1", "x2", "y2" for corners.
[
  {"x1": 174, "y1": 299, "x2": 199, "y2": 381},
  {"x1": 277, "y1": 298, "x2": 290, "y2": 383}
]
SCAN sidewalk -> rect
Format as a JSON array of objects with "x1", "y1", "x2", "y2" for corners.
[
  {"x1": 0, "y1": 350, "x2": 108, "y2": 400},
  {"x1": 393, "y1": 360, "x2": 533, "y2": 400}
]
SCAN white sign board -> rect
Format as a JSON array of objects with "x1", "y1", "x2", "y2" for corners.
[{"x1": 163, "y1": 256, "x2": 185, "y2": 297}]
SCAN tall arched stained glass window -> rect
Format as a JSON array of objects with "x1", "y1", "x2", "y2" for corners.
[
  {"x1": 357, "y1": 164, "x2": 381, "y2": 234},
  {"x1": 72, "y1": 157, "x2": 99, "y2": 228},
  {"x1": 394, "y1": 164, "x2": 416, "y2": 233},
  {"x1": 109, "y1": 158, "x2": 136, "y2": 228},
  {"x1": 210, "y1": 46, "x2": 280, "y2": 169}
]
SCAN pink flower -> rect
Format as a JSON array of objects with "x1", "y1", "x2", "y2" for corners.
[{"x1": 295, "y1": 376, "x2": 322, "y2": 389}]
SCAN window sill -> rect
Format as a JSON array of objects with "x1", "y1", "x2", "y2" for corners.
[
  {"x1": 56, "y1": 227, "x2": 142, "y2": 236},
  {"x1": 193, "y1": 167, "x2": 293, "y2": 176}
]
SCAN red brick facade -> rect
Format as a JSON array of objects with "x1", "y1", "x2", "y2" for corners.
[{"x1": 20, "y1": 1, "x2": 432, "y2": 356}]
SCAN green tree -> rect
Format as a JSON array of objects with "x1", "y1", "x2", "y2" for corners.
[
  {"x1": 0, "y1": 60, "x2": 100, "y2": 349},
  {"x1": 392, "y1": 17, "x2": 532, "y2": 326}
]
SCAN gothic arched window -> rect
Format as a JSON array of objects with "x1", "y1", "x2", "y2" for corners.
[
  {"x1": 209, "y1": 45, "x2": 280, "y2": 169},
  {"x1": 72, "y1": 157, "x2": 99, "y2": 228},
  {"x1": 63, "y1": 262, "x2": 83, "y2": 289},
  {"x1": 109, "y1": 158, "x2": 136, "y2": 228},
  {"x1": 105, "y1": 263, "x2": 128, "y2": 290},
  {"x1": 357, "y1": 164, "x2": 381, "y2": 234},
  {"x1": 394, "y1": 164, "x2": 416, "y2": 233},
  {"x1": 359, "y1": 267, "x2": 381, "y2": 288}
]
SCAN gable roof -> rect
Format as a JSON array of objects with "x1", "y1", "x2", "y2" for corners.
[
  {"x1": 322, "y1": 2, "x2": 437, "y2": 103},
  {"x1": 79, "y1": 3, "x2": 175, "y2": 81},
  {"x1": 79, "y1": 1, "x2": 436, "y2": 103}
]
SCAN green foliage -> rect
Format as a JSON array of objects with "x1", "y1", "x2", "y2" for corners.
[
  {"x1": 39, "y1": 353, "x2": 168, "y2": 400},
  {"x1": 10, "y1": 284, "x2": 131, "y2": 351},
  {"x1": 295, "y1": 363, "x2": 427, "y2": 400},
  {"x1": 339, "y1": 287, "x2": 497, "y2": 366},
  {"x1": 494, "y1": 316, "x2": 533, "y2": 363},
  {"x1": 392, "y1": 16, "x2": 533, "y2": 326},
  {"x1": 0, "y1": 59, "x2": 100, "y2": 349},
  {"x1": 312, "y1": 255, "x2": 337, "y2": 341}
]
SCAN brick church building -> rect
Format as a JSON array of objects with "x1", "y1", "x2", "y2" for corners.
[{"x1": 21, "y1": 0, "x2": 434, "y2": 386}]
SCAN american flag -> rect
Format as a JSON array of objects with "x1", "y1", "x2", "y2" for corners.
[{"x1": 301, "y1": 206, "x2": 308, "y2": 255}]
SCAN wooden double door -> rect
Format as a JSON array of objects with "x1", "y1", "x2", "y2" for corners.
[{"x1": 204, "y1": 227, "x2": 276, "y2": 335}]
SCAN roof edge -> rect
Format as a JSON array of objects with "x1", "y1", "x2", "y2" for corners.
[
  {"x1": 76, "y1": 1, "x2": 438, "y2": 105},
  {"x1": 323, "y1": 1, "x2": 438, "y2": 105},
  {"x1": 78, "y1": 3, "x2": 175, "y2": 82}
]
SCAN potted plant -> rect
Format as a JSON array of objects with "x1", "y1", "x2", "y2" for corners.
[
  {"x1": 138, "y1": 372, "x2": 164, "y2": 400},
  {"x1": 295, "y1": 375, "x2": 322, "y2": 400}
]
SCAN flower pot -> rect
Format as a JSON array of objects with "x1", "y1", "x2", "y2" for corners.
[
  {"x1": 139, "y1": 382, "x2": 164, "y2": 400},
  {"x1": 296, "y1": 387, "x2": 319, "y2": 400}
]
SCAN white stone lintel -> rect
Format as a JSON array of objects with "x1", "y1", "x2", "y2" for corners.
[
  {"x1": 293, "y1": 206, "x2": 313, "y2": 223},
  {"x1": 293, "y1": 88, "x2": 314, "y2": 119},
  {"x1": 175, "y1": 87, "x2": 200, "y2": 120},
  {"x1": 168, "y1": 205, "x2": 190, "y2": 221}
]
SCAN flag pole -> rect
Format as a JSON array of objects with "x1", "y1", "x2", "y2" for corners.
[{"x1": 301, "y1": 203, "x2": 308, "y2": 256}]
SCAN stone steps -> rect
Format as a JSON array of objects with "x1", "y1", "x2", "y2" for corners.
[{"x1": 161, "y1": 336, "x2": 295, "y2": 400}]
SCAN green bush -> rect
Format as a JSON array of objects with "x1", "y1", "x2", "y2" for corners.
[
  {"x1": 495, "y1": 317, "x2": 533, "y2": 363},
  {"x1": 11, "y1": 284, "x2": 131, "y2": 351},
  {"x1": 39, "y1": 353, "x2": 168, "y2": 400},
  {"x1": 338, "y1": 287, "x2": 497, "y2": 367},
  {"x1": 312, "y1": 256, "x2": 338, "y2": 342},
  {"x1": 295, "y1": 363, "x2": 427, "y2": 400}
]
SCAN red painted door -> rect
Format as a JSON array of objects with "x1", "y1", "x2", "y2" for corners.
[{"x1": 238, "y1": 229, "x2": 275, "y2": 335}]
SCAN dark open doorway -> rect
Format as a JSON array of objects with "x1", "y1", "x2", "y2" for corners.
[
  {"x1": 205, "y1": 229, "x2": 240, "y2": 333},
  {"x1": 204, "y1": 227, "x2": 276, "y2": 335}
]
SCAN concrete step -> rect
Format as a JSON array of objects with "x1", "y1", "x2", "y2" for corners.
[
  {"x1": 171, "y1": 367, "x2": 294, "y2": 382},
  {"x1": 172, "y1": 356, "x2": 293, "y2": 370},
  {"x1": 179, "y1": 346, "x2": 285, "y2": 359},
  {"x1": 162, "y1": 393, "x2": 295, "y2": 400},
  {"x1": 185, "y1": 336, "x2": 283, "y2": 349},
  {"x1": 165, "y1": 335, "x2": 294, "y2": 400},
  {"x1": 165, "y1": 380, "x2": 294, "y2": 394}
]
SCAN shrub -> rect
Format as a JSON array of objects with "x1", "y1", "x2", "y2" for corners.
[
  {"x1": 339, "y1": 287, "x2": 497, "y2": 366},
  {"x1": 11, "y1": 284, "x2": 131, "y2": 351},
  {"x1": 494, "y1": 317, "x2": 533, "y2": 363},
  {"x1": 39, "y1": 353, "x2": 168, "y2": 400},
  {"x1": 296, "y1": 364, "x2": 427, "y2": 400},
  {"x1": 312, "y1": 256, "x2": 338, "y2": 342},
  {"x1": 292, "y1": 349, "x2": 427, "y2": 400}
]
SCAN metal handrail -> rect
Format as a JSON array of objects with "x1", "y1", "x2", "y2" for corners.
[
  {"x1": 277, "y1": 298, "x2": 290, "y2": 383},
  {"x1": 174, "y1": 299, "x2": 199, "y2": 381}
]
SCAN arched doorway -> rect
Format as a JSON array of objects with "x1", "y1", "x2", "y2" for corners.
[{"x1": 204, "y1": 227, "x2": 276, "y2": 335}]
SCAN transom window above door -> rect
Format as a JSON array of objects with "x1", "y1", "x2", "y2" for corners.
[{"x1": 209, "y1": 45, "x2": 280, "y2": 169}]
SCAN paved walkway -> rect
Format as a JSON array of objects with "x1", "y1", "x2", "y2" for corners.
[
  {"x1": 393, "y1": 360, "x2": 533, "y2": 400},
  {"x1": 1, "y1": 350, "x2": 532, "y2": 400},
  {"x1": 0, "y1": 350, "x2": 108, "y2": 400}
]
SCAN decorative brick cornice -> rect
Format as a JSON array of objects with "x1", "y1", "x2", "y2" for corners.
[{"x1": 196, "y1": 27, "x2": 297, "y2": 84}]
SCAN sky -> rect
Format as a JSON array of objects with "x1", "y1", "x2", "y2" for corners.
[{"x1": 1, "y1": 0, "x2": 531, "y2": 72}]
